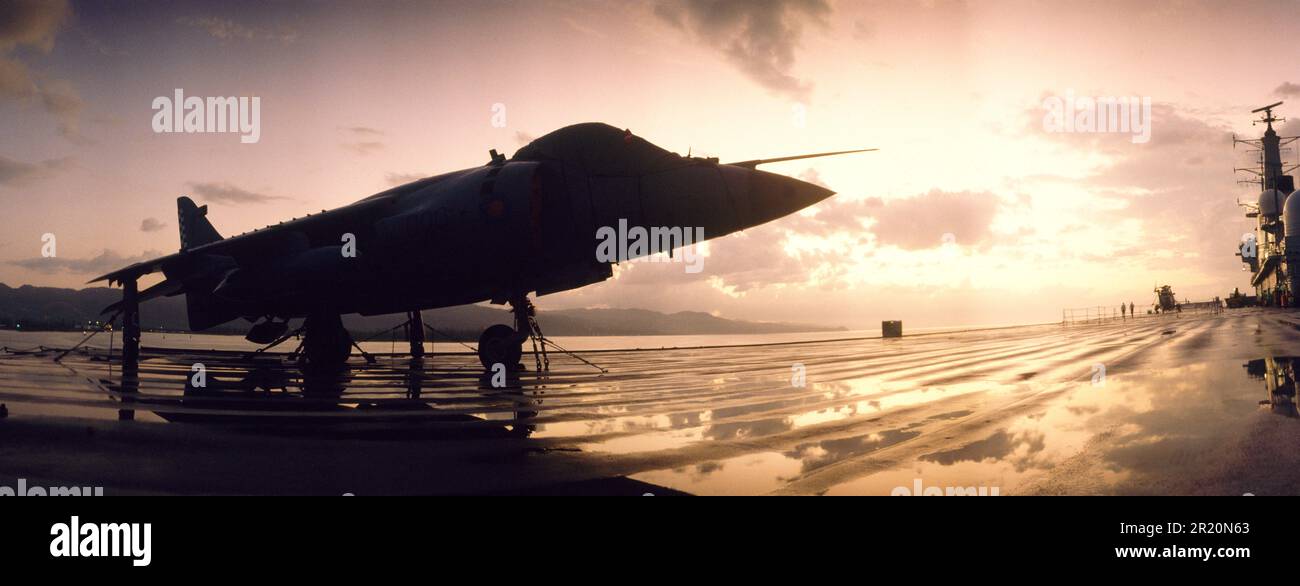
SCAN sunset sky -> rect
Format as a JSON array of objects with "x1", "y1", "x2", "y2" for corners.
[{"x1": 2, "y1": 0, "x2": 1299, "y2": 328}]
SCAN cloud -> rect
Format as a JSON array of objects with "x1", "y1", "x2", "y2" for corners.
[
  {"x1": 654, "y1": 0, "x2": 829, "y2": 101},
  {"x1": 0, "y1": 0, "x2": 82, "y2": 140},
  {"x1": 341, "y1": 127, "x2": 385, "y2": 155},
  {"x1": 9, "y1": 249, "x2": 166, "y2": 276},
  {"x1": 0, "y1": 155, "x2": 71, "y2": 187},
  {"x1": 0, "y1": 0, "x2": 71, "y2": 52},
  {"x1": 37, "y1": 78, "x2": 83, "y2": 138},
  {"x1": 851, "y1": 18, "x2": 874, "y2": 41},
  {"x1": 865, "y1": 190, "x2": 1001, "y2": 250},
  {"x1": 186, "y1": 181, "x2": 286, "y2": 205},
  {"x1": 1275, "y1": 82, "x2": 1300, "y2": 97},
  {"x1": 343, "y1": 126, "x2": 384, "y2": 136},
  {"x1": 342, "y1": 141, "x2": 384, "y2": 155},
  {"x1": 1023, "y1": 97, "x2": 1247, "y2": 282},
  {"x1": 514, "y1": 130, "x2": 537, "y2": 145},
  {"x1": 789, "y1": 188, "x2": 1001, "y2": 250},
  {"x1": 385, "y1": 171, "x2": 427, "y2": 186},
  {"x1": 140, "y1": 218, "x2": 166, "y2": 232},
  {"x1": 176, "y1": 16, "x2": 299, "y2": 44},
  {"x1": 0, "y1": 56, "x2": 35, "y2": 97}
]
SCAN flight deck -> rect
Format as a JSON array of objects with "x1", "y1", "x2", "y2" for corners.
[{"x1": 2, "y1": 309, "x2": 1299, "y2": 495}]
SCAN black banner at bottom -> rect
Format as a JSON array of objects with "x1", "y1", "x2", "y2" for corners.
[{"x1": 0, "y1": 496, "x2": 1278, "y2": 574}]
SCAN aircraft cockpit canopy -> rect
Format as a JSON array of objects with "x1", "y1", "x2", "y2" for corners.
[{"x1": 512, "y1": 122, "x2": 688, "y2": 176}]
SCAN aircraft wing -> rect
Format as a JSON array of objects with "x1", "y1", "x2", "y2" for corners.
[
  {"x1": 99, "y1": 277, "x2": 186, "y2": 314},
  {"x1": 88, "y1": 194, "x2": 397, "y2": 286},
  {"x1": 89, "y1": 252, "x2": 185, "y2": 287}
]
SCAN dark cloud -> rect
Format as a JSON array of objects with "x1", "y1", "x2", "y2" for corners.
[
  {"x1": 0, "y1": 0, "x2": 81, "y2": 139},
  {"x1": 0, "y1": 56, "x2": 35, "y2": 97},
  {"x1": 140, "y1": 218, "x2": 166, "y2": 232},
  {"x1": 187, "y1": 181, "x2": 285, "y2": 205},
  {"x1": 9, "y1": 249, "x2": 166, "y2": 276},
  {"x1": 0, "y1": 155, "x2": 71, "y2": 187},
  {"x1": 654, "y1": 0, "x2": 829, "y2": 101},
  {"x1": 1275, "y1": 82, "x2": 1300, "y2": 97},
  {"x1": 0, "y1": 0, "x2": 70, "y2": 52},
  {"x1": 343, "y1": 126, "x2": 384, "y2": 136},
  {"x1": 176, "y1": 16, "x2": 299, "y2": 44}
]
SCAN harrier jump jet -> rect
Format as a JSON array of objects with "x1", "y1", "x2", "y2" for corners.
[{"x1": 93, "y1": 123, "x2": 871, "y2": 369}]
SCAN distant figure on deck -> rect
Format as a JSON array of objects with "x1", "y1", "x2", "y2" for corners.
[
  {"x1": 1130, "y1": 302, "x2": 1135, "y2": 317},
  {"x1": 1121, "y1": 303, "x2": 1127, "y2": 319}
]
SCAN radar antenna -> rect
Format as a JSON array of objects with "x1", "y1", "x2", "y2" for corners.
[{"x1": 1234, "y1": 102, "x2": 1298, "y2": 190}]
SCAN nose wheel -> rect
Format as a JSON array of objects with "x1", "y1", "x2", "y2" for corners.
[
  {"x1": 477, "y1": 323, "x2": 524, "y2": 370},
  {"x1": 476, "y1": 295, "x2": 548, "y2": 372},
  {"x1": 475, "y1": 295, "x2": 606, "y2": 374}
]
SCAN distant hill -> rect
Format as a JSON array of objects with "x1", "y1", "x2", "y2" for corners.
[{"x1": 0, "y1": 283, "x2": 842, "y2": 339}]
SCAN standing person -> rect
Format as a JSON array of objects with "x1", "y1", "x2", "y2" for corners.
[
  {"x1": 1120, "y1": 303, "x2": 1127, "y2": 319},
  {"x1": 1130, "y1": 302, "x2": 1135, "y2": 317}
]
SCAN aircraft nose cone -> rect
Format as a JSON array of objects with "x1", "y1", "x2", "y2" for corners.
[{"x1": 744, "y1": 168, "x2": 835, "y2": 226}]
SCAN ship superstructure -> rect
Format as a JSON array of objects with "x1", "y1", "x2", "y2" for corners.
[{"x1": 1236, "y1": 102, "x2": 1300, "y2": 305}]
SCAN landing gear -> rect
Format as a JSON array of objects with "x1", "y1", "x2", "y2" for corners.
[
  {"x1": 406, "y1": 310, "x2": 426, "y2": 359},
  {"x1": 478, "y1": 323, "x2": 523, "y2": 370},
  {"x1": 474, "y1": 295, "x2": 606, "y2": 373},
  {"x1": 475, "y1": 294, "x2": 548, "y2": 371},
  {"x1": 302, "y1": 313, "x2": 352, "y2": 369}
]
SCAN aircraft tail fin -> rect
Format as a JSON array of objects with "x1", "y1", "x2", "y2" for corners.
[{"x1": 177, "y1": 196, "x2": 223, "y2": 251}]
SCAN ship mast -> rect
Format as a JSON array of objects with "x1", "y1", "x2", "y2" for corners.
[
  {"x1": 1236, "y1": 102, "x2": 1300, "y2": 307},
  {"x1": 1234, "y1": 101, "x2": 1298, "y2": 192}
]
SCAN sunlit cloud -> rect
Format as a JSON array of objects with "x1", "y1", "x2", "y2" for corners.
[
  {"x1": 187, "y1": 182, "x2": 287, "y2": 205},
  {"x1": 653, "y1": 0, "x2": 829, "y2": 101}
]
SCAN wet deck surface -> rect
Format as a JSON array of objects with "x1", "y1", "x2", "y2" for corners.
[{"x1": 3, "y1": 308, "x2": 1300, "y2": 495}]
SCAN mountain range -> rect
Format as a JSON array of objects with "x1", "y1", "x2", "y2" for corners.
[{"x1": 0, "y1": 283, "x2": 841, "y2": 339}]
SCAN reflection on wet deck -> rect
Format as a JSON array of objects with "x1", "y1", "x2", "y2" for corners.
[{"x1": 3, "y1": 308, "x2": 1300, "y2": 495}]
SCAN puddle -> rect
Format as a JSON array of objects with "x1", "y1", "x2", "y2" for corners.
[{"x1": 634, "y1": 356, "x2": 1299, "y2": 494}]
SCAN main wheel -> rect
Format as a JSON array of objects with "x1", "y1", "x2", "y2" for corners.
[
  {"x1": 303, "y1": 313, "x2": 352, "y2": 368},
  {"x1": 478, "y1": 324, "x2": 522, "y2": 370}
]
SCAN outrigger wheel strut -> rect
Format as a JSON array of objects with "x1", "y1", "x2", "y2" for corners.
[{"x1": 512, "y1": 295, "x2": 549, "y2": 373}]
